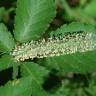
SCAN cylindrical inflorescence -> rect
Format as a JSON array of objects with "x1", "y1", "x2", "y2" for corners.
[{"x1": 11, "y1": 32, "x2": 96, "y2": 61}]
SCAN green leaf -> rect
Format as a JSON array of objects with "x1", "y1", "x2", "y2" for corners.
[
  {"x1": 0, "y1": 23, "x2": 15, "y2": 52},
  {"x1": 21, "y1": 62, "x2": 49, "y2": 84},
  {"x1": 20, "y1": 62, "x2": 50, "y2": 96},
  {"x1": 0, "y1": 55, "x2": 15, "y2": 71},
  {"x1": 0, "y1": 76, "x2": 33, "y2": 96},
  {"x1": 14, "y1": 0, "x2": 56, "y2": 43},
  {"x1": 39, "y1": 51, "x2": 96, "y2": 74},
  {"x1": 49, "y1": 22, "x2": 96, "y2": 37},
  {"x1": 37, "y1": 22, "x2": 96, "y2": 74}
]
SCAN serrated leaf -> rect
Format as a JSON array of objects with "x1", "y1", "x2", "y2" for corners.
[
  {"x1": 50, "y1": 22, "x2": 96, "y2": 37},
  {"x1": 37, "y1": 22, "x2": 96, "y2": 74},
  {"x1": 21, "y1": 62, "x2": 49, "y2": 84},
  {"x1": 20, "y1": 62, "x2": 50, "y2": 96},
  {"x1": 14, "y1": 0, "x2": 56, "y2": 43},
  {"x1": 39, "y1": 51, "x2": 96, "y2": 73},
  {"x1": 0, "y1": 23, "x2": 15, "y2": 52}
]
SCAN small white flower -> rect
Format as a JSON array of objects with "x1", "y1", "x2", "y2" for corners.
[{"x1": 11, "y1": 32, "x2": 96, "y2": 61}]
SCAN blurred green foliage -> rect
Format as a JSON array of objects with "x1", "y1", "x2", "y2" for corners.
[{"x1": 0, "y1": 0, "x2": 96, "y2": 96}]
